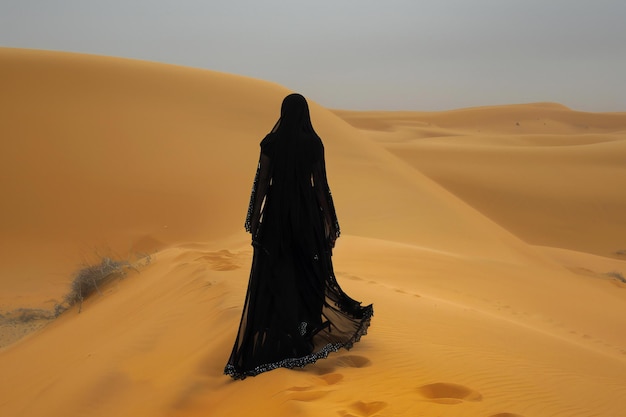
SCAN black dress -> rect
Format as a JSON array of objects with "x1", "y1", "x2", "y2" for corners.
[{"x1": 224, "y1": 94, "x2": 373, "y2": 380}]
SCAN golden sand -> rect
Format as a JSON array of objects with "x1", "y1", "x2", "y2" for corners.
[{"x1": 1, "y1": 48, "x2": 625, "y2": 417}]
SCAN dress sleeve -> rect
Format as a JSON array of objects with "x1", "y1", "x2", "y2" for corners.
[
  {"x1": 312, "y1": 147, "x2": 340, "y2": 246},
  {"x1": 245, "y1": 152, "x2": 271, "y2": 237}
]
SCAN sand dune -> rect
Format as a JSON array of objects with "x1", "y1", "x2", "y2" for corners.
[
  {"x1": 335, "y1": 106, "x2": 626, "y2": 257},
  {"x1": 1, "y1": 48, "x2": 625, "y2": 417},
  {"x1": 0, "y1": 48, "x2": 544, "y2": 309}
]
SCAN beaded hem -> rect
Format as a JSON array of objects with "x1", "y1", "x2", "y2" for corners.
[
  {"x1": 343, "y1": 304, "x2": 373, "y2": 350},
  {"x1": 224, "y1": 305, "x2": 373, "y2": 380},
  {"x1": 224, "y1": 342, "x2": 342, "y2": 380}
]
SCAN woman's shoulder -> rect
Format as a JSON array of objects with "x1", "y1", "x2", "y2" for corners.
[
  {"x1": 260, "y1": 133, "x2": 275, "y2": 153},
  {"x1": 260, "y1": 133, "x2": 274, "y2": 145},
  {"x1": 309, "y1": 134, "x2": 324, "y2": 157}
]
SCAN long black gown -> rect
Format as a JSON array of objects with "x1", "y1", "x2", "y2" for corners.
[{"x1": 224, "y1": 94, "x2": 373, "y2": 380}]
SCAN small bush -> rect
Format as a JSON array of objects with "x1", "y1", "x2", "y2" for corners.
[
  {"x1": 605, "y1": 271, "x2": 626, "y2": 284},
  {"x1": 15, "y1": 308, "x2": 55, "y2": 322},
  {"x1": 0, "y1": 255, "x2": 150, "y2": 348},
  {"x1": 0, "y1": 308, "x2": 55, "y2": 326},
  {"x1": 61, "y1": 257, "x2": 131, "y2": 313}
]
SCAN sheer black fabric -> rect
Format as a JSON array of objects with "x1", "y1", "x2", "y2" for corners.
[{"x1": 225, "y1": 94, "x2": 373, "y2": 380}]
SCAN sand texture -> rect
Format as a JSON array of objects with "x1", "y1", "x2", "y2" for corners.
[{"x1": 1, "y1": 48, "x2": 626, "y2": 417}]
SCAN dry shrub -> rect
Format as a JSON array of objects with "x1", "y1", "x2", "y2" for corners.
[
  {"x1": 0, "y1": 308, "x2": 55, "y2": 325},
  {"x1": 605, "y1": 271, "x2": 626, "y2": 284},
  {"x1": 61, "y1": 257, "x2": 132, "y2": 313}
]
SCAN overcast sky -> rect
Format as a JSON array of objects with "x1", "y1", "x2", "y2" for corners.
[{"x1": 2, "y1": 0, "x2": 625, "y2": 111}]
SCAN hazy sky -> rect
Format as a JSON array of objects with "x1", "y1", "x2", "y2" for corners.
[{"x1": 2, "y1": 0, "x2": 625, "y2": 111}]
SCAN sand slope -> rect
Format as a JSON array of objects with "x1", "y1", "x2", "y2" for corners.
[
  {"x1": 1, "y1": 48, "x2": 626, "y2": 417},
  {"x1": 334, "y1": 105, "x2": 626, "y2": 257},
  {"x1": 0, "y1": 48, "x2": 543, "y2": 308}
]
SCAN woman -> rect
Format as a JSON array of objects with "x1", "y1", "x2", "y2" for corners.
[{"x1": 224, "y1": 93, "x2": 373, "y2": 380}]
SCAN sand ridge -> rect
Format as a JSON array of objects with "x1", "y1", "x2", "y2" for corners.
[
  {"x1": 334, "y1": 106, "x2": 626, "y2": 257},
  {"x1": 1, "y1": 48, "x2": 626, "y2": 417}
]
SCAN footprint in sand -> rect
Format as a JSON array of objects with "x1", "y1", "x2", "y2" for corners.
[
  {"x1": 335, "y1": 355, "x2": 372, "y2": 368},
  {"x1": 290, "y1": 356, "x2": 370, "y2": 403},
  {"x1": 338, "y1": 401, "x2": 388, "y2": 417},
  {"x1": 283, "y1": 388, "x2": 330, "y2": 402},
  {"x1": 318, "y1": 373, "x2": 344, "y2": 385},
  {"x1": 339, "y1": 273, "x2": 365, "y2": 282},
  {"x1": 283, "y1": 373, "x2": 344, "y2": 401},
  {"x1": 310, "y1": 355, "x2": 371, "y2": 374},
  {"x1": 195, "y1": 250, "x2": 241, "y2": 271},
  {"x1": 488, "y1": 414, "x2": 525, "y2": 417},
  {"x1": 393, "y1": 288, "x2": 421, "y2": 298},
  {"x1": 306, "y1": 364, "x2": 336, "y2": 376},
  {"x1": 417, "y1": 382, "x2": 482, "y2": 405}
]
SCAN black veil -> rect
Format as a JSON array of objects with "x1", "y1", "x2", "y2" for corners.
[{"x1": 226, "y1": 93, "x2": 372, "y2": 379}]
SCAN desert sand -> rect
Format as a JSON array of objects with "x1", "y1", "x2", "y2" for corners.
[{"x1": 1, "y1": 47, "x2": 625, "y2": 417}]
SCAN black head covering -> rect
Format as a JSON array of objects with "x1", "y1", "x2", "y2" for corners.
[
  {"x1": 271, "y1": 93, "x2": 317, "y2": 136},
  {"x1": 262, "y1": 93, "x2": 323, "y2": 183}
]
